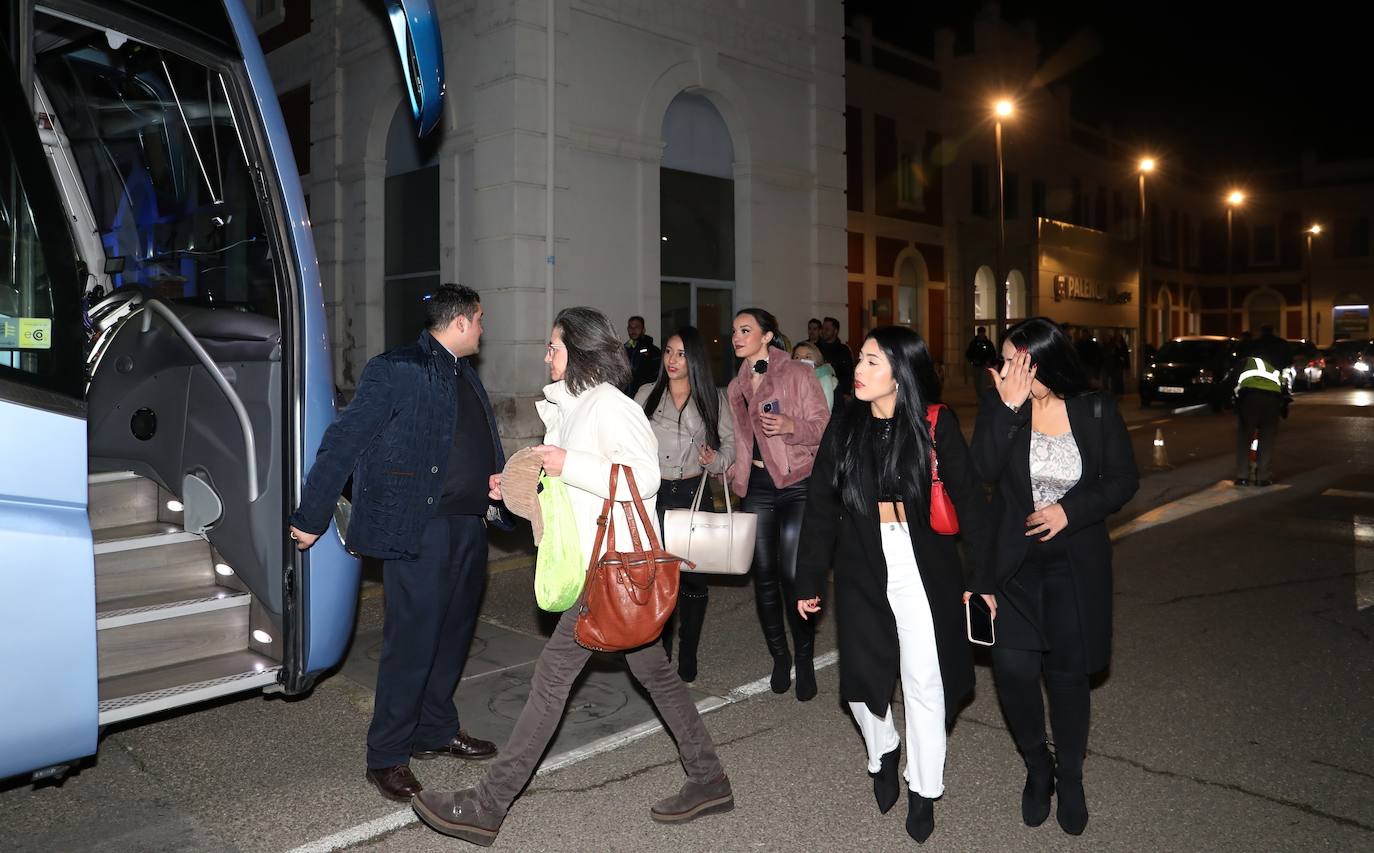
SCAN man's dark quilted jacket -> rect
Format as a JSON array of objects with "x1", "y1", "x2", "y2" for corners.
[{"x1": 289, "y1": 332, "x2": 510, "y2": 560}]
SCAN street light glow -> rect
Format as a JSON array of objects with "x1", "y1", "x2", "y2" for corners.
[
  {"x1": 994, "y1": 99, "x2": 1013, "y2": 118},
  {"x1": 1227, "y1": 190, "x2": 1245, "y2": 206},
  {"x1": 1139, "y1": 158, "x2": 1155, "y2": 173},
  {"x1": 1309, "y1": 224, "x2": 1322, "y2": 235}
]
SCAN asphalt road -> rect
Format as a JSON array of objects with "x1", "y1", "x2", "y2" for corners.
[{"x1": 2, "y1": 386, "x2": 1371, "y2": 852}]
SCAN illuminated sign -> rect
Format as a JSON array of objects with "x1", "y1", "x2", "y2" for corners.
[{"x1": 1052, "y1": 275, "x2": 1132, "y2": 305}]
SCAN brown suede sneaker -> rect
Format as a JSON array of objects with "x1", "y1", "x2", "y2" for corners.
[{"x1": 649, "y1": 773, "x2": 735, "y2": 823}]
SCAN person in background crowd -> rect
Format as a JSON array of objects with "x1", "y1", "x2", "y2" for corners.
[
  {"x1": 624, "y1": 315, "x2": 662, "y2": 395},
  {"x1": 972, "y1": 317, "x2": 1138, "y2": 837},
  {"x1": 807, "y1": 317, "x2": 823, "y2": 345},
  {"x1": 796, "y1": 326, "x2": 993, "y2": 844},
  {"x1": 818, "y1": 316, "x2": 856, "y2": 399},
  {"x1": 966, "y1": 326, "x2": 997, "y2": 396},
  {"x1": 793, "y1": 341, "x2": 838, "y2": 410},
  {"x1": 414, "y1": 307, "x2": 733, "y2": 845},
  {"x1": 636, "y1": 326, "x2": 735, "y2": 682},
  {"x1": 727, "y1": 307, "x2": 830, "y2": 701}
]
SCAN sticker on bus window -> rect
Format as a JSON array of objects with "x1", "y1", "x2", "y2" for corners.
[{"x1": 0, "y1": 318, "x2": 52, "y2": 349}]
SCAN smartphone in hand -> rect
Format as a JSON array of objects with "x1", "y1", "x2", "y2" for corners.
[
  {"x1": 966, "y1": 596, "x2": 995, "y2": 646},
  {"x1": 759, "y1": 399, "x2": 782, "y2": 415}
]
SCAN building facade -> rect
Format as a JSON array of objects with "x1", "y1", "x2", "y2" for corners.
[{"x1": 254, "y1": 0, "x2": 846, "y2": 445}]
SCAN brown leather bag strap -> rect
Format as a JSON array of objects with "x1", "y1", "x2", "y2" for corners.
[
  {"x1": 598, "y1": 463, "x2": 620, "y2": 557},
  {"x1": 620, "y1": 466, "x2": 662, "y2": 551}
]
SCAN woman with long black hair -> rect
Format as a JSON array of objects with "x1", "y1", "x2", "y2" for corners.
[
  {"x1": 795, "y1": 326, "x2": 993, "y2": 844},
  {"x1": 726, "y1": 307, "x2": 830, "y2": 700},
  {"x1": 636, "y1": 326, "x2": 735, "y2": 682},
  {"x1": 972, "y1": 317, "x2": 1138, "y2": 836}
]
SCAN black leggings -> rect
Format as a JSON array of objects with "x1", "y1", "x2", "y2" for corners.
[
  {"x1": 655, "y1": 476, "x2": 707, "y2": 598},
  {"x1": 741, "y1": 465, "x2": 812, "y2": 661},
  {"x1": 990, "y1": 555, "x2": 1091, "y2": 777}
]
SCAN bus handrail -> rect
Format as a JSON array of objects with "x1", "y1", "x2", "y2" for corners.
[{"x1": 138, "y1": 297, "x2": 260, "y2": 502}]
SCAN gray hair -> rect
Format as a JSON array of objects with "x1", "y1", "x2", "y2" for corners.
[{"x1": 554, "y1": 306, "x2": 631, "y2": 394}]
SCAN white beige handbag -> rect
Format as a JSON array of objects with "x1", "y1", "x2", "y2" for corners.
[{"x1": 663, "y1": 474, "x2": 756, "y2": 575}]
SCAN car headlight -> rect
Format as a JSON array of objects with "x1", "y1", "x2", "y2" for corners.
[
  {"x1": 1356, "y1": 361, "x2": 1370, "y2": 372},
  {"x1": 1143, "y1": 371, "x2": 1154, "y2": 380}
]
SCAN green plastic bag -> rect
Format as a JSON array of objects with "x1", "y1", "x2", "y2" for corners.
[{"x1": 534, "y1": 474, "x2": 584, "y2": 612}]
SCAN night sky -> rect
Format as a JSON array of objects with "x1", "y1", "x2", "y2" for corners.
[{"x1": 845, "y1": 0, "x2": 1374, "y2": 178}]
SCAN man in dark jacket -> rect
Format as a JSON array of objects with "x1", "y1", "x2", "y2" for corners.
[
  {"x1": 288, "y1": 284, "x2": 509, "y2": 803},
  {"x1": 624, "y1": 315, "x2": 662, "y2": 395},
  {"x1": 818, "y1": 316, "x2": 855, "y2": 398},
  {"x1": 966, "y1": 326, "x2": 997, "y2": 395}
]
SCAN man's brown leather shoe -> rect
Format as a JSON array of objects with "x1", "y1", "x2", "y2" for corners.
[
  {"x1": 412, "y1": 730, "x2": 497, "y2": 761},
  {"x1": 365, "y1": 765, "x2": 423, "y2": 802},
  {"x1": 413, "y1": 787, "x2": 505, "y2": 847}
]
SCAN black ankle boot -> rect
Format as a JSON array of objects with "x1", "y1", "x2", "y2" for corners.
[
  {"x1": 906, "y1": 791, "x2": 934, "y2": 843},
  {"x1": 794, "y1": 655, "x2": 816, "y2": 701},
  {"x1": 1022, "y1": 743, "x2": 1055, "y2": 827},
  {"x1": 872, "y1": 748, "x2": 900, "y2": 814},
  {"x1": 1054, "y1": 767, "x2": 1088, "y2": 835},
  {"x1": 770, "y1": 652, "x2": 792, "y2": 693}
]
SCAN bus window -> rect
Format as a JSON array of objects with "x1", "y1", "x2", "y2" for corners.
[{"x1": 35, "y1": 13, "x2": 279, "y2": 319}]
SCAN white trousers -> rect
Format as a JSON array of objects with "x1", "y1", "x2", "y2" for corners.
[{"x1": 848, "y1": 521, "x2": 946, "y2": 798}]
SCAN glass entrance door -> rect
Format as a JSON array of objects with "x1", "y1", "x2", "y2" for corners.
[{"x1": 660, "y1": 278, "x2": 734, "y2": 386}]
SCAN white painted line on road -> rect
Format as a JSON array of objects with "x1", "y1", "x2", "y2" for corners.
[
  {"x1": 1170, "y1": 404, "x2": 1210, "y2": 415},
  {"x1": 1324, "y1": 489, "x2": 1374, "y2": 500},
  {"x1": 1128, "y1": 424, "x2": 1146, "y2": 431},
  {"x1": 1356, "y1": 516, "x2": 1374, "y2": 612},
  {"x1": 285, "y1": 651, "x2": 840, "y2": 853},
  {"x1": 1111, "y1": 480, "x2": 1291, "y2": 542}
]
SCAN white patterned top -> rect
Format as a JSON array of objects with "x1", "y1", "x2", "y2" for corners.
[{"x1": 1030, "y1": 430, "x2": 1082, "y2": 509}]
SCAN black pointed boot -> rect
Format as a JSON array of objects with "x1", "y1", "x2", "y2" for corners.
[
  {"x1": 872, "y1": 747, "x2": 900, "y2": 814},
  {"x1": 675, "y1": 591, "x2": 708, "y2": 683},
  {"x1": 1021, "y1": 742, "x2": 1055, "y2": 827},
  {"x1": 906, "y1": 791, "x2": 935, "y2": 843}
]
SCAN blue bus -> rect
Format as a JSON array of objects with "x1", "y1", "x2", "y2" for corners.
[{"x1": 0, "y1": 0, "x2": 444, "y2": 782}]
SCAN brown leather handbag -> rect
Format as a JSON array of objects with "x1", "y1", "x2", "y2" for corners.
[{"x1": 573, "y1": 464, "x2": 688, "y2": 652}]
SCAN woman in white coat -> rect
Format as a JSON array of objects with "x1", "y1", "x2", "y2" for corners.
[{"x1": 413, "y1": 307, "x2": 733, "y2": 846}]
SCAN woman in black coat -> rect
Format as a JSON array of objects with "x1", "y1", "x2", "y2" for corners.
[
  {"x1": 971, "y1": 317, "x2": 1138, "y2": 837},
  {"x1": 795, "y1": 327, "x2": 994, "y2": 845}
]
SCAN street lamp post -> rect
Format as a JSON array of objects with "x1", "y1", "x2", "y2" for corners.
[
  {"x1": 1226, "y1": 190, "x2": 1244, "y2": 335},
  {"x1": 1138, "y1": 158, "x2": 1154, "y2": 367},
  {"x1": 994, "y1": 99, "x2": 1013, "y2": 334},
  {"x1": 1307, "y1": 224, "x2": 1322, "y2": 342}
]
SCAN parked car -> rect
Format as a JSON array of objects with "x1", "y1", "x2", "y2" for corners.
[
  {"x1": 1284, "y1": 339, "x2": 1325, "y2": 390},
  {"x1": 1323, "y1": 339, "x2": 1374, "y2": 387},
  {"x1": 1141, "y1": 336, "x2": 1241, "y2": 408}
]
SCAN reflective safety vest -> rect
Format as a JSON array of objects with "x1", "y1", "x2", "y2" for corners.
[{"x1": 1237, "y1": 356, "x2": 1282, "y2": 393}]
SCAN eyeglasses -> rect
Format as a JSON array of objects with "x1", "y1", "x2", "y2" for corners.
[{"x1": 545, "y1": 343, "x2": 566, "y2": 356}]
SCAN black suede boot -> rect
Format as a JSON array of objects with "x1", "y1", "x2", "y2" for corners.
[
  {"x1": 906, "y1": 791, "x2": 934, "y2": 843},
  {"x1": 1021, "y1": 743, "x2": 1055, "y2": 827},
  {"x1": 872, "y1": 747, "x2": 900, "y2": 814},
  {"x1": 770, "y1": 651, "x2": 792, "y2": 693},
  {"x1": 1054, "y1": 765, "x2": 1087, "y2": 835},
  {"x1": 675, "y1": 591, "x2": 708, "y2": 683}
]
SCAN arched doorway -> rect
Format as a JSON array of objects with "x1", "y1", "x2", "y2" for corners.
[
  {"x1": 383, "y1": 102, "x2": 441, "y2": 349},
  {"x1": 896, "y1": 253, "x2": 928, "y2": 330},
  {"x1": 1005, "y1": 269, "x2": 1027, "y2": 322},
  {"x1": 660, "y1": 92, "x2": 735, "y2": 385},
  {"x1": 974, "y1": 265, "x2": 996, "y2": 326},
  {"x1": 1244, "y1": 288, "x2": 1283, "y2": 334},
  {"x1": 1187, "y1": 290, "x2": 1202, "y2": 336}
]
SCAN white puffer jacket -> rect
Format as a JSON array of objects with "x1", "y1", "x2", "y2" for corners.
[{"x1": 536, "y1": 381, "x2": 661, "y2": 569}]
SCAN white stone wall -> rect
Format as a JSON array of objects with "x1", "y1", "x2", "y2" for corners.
[{"x1": 285, "y1": 0, "x2": 845, "y2": 448}]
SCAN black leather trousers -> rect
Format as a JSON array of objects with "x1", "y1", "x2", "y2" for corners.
[{"x1": 741, "y1": 465, "x2": 813, "y2": 663}]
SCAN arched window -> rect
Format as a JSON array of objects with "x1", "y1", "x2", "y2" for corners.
[
  {"x1": 660, "y1": 92, "x2": 735, "y2": 384},
  {"x1": 973, "y1": 265, "x2": 996, "y2": 323},
  {"x1": 384, "y1": 102, "x2": 441, "y2": 349},
  {"x1": 1005, "y1": 270, "x2": 1027, "y2": 321}
]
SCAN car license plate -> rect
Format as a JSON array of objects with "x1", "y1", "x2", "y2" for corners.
[{"x1": 1158, "y1": 386, "x2": 1185, "y2": 394}]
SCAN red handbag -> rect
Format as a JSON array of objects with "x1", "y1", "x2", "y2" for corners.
[
  {"x1": 573, "y1": 464, "x2": 687, "y2": 652},
  {"x1": 926, "y1": 404, "x2": 960, "y2": 535}
]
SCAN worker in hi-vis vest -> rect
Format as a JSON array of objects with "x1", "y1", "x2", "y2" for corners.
[{"x1": 1231, "y1": 325, "x2": 1291, "y2": 487}]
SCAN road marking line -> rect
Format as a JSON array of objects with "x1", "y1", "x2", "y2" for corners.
[
  {"x1": 1170, "y1": 404, "x2": 1210, "y2": 415},
  {"x1": 1128, "y1": 424, "x2": 1145, "y2": 431},
  {"x1": 284, "y1": 651, "x2": 840, "y2": 853},
  {"x1": 1111, "y1": 480, "x2": 1291, "y2": 542},
  {"x1": 1324, "y1": 489, "x2": 1374, "y2": 500},
  {"x1": 1357, "y1": 516, "x2": 1374, "y2": 612}
]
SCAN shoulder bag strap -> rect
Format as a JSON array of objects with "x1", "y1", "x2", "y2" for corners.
[
  {"x1": 621, "y1": 466, "x2": 663, "y2": 551},
  {"x1": 926, "y1": 403, "x2": 942, "y2": 483}
]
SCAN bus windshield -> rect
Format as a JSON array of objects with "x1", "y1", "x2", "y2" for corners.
[{"x1": 35, "y1": 12, "x2": 278, "y2": 317}]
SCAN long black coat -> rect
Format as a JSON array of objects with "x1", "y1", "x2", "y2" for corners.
[
  {"x1": 795, "y1": 403, "x2": 994, "y2": 721},
  {"x1": 970, "y1": 390, "x2": 1139, "y2": 673}
]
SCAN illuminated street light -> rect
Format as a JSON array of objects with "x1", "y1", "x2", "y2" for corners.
[
  {"x1": 1227, "y1": 190, "x2": 1245, "y2": 206},
  {"x1": 992, "y1": 98, "x2": 1015, "y2": 330},
  {"x1": 1139, "y1": 157, "x2": 1155, "y2": 173}
]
